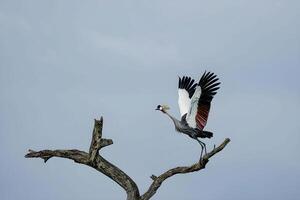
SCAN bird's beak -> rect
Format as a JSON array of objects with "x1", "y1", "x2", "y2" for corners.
[{"x1": 155, "y1": 108, "x2": 159, "y2": 110}]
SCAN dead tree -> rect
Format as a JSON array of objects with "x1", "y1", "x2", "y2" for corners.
[{"x1": 25, "y1": 117, "x2": 230, "y2": 200}]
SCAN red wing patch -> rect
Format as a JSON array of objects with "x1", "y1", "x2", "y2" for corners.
[{"x1": 196, "y1": 103, "x2": 210, "y2": 130}]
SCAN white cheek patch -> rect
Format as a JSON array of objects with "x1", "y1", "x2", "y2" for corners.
[{"x1": 159, "y1": 107, "x2": 163, "y2": 111}]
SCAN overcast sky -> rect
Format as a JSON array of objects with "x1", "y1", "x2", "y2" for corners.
[{"x1": 1, "y1": 1, "x2": 300, "y2": 200}]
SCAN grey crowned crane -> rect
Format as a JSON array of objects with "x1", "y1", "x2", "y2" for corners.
[{"x1": 156, "y1": 71, "x2": 220, "y2": 158}]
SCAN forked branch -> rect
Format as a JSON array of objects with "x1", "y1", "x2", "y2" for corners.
[
  {"x1": 140, "y1": 138, "x2": 230, "y2": 200},
  {"x1": 25, "y1": 118, "x2": 230, "y2": 200},
  {"x1": 25, "y1": 118, "x2": 139, "y2": 200}
]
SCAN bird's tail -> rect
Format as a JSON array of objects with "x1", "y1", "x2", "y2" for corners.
[{"x1": 197, "y1": 130, "x2": 213, "y2": 138}]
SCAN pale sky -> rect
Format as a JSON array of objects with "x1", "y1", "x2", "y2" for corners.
[{"x1": 1, "y1": 1, "x2": 300, "y2": 200}]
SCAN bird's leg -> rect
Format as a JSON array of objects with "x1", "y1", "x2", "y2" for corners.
[
  {"x1": 196, "y1": 138, "x2": 204, "y2": 160},
  {"x1": 203, "y1": 142, "x2": 207, "y2": 155},
  {"x1": 199, "y1": 139, "x2": 207, "y2": 155}
]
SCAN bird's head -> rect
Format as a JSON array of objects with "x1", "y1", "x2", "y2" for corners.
[{"x1": 155, "y1": 104, "x2": 170, "y2": 113}]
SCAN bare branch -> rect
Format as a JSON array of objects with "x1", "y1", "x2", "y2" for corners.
[
  {"x1": 25, "y1": 149, "x2": 89, "y2": 164},
  {"x1": 140, "y1": 138, "x2": 230, "y2": 200},
  {"x1": 88, "y1": 118, "x2": 113, "y2": 162},
  {"x1": 25, "y1": 117, "x2": 139, "y2": 200}
]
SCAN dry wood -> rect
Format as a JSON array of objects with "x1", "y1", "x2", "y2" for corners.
[{"x1": 25, "y1": 117, "x2": 230, "y2": 200}]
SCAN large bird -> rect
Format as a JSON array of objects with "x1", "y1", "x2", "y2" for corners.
[{"x1": 156, "y1": 71, "x2": 220, "y2": 158}]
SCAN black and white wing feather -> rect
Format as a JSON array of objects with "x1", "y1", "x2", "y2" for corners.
[
  {"x1": 186, "y1": 72, "x2": 220, "y2": 130},
  {"x1": 178, "y1": 76, "x2": 197, "y2": 117}
]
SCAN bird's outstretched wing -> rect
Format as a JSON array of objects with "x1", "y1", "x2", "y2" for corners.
[
  {"x1": 186, "y1": 72, "x2": 220, "y2": 129},
  {"x1": 178, "y1": 76, "x2": 197, "y2": 117}
]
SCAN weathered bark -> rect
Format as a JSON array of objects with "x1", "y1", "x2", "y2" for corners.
[
  {"x1": 140, "y1": 138, "x2": 230, "y2": 200},
  {"x1": 26, "y1": 118, "x2": 139, "y2": 200},
  {"x1": 25, "y1": 117, "x2": 230, "y2": 200}
]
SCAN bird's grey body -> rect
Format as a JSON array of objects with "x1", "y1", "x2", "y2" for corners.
[
  {"x1": 166, "y1": 112, "x2": 193, "y2": 135},
  {"x1": 162, "y1": 110, "x2": 213, "y2": 140}
]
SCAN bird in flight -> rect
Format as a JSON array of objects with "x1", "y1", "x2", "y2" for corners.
[{"x1": 156, "y1": 71, "x2": 220, "y2": 158}]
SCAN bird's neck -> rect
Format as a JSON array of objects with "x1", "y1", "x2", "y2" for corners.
[{"x1": 164, "y1": 111, "x2": 179, "y2": 125}]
